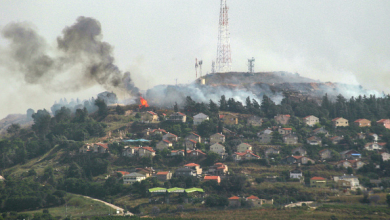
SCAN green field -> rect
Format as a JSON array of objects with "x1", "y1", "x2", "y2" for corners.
[{"x1": 21, "y1": 193, "x2": 118, "y2": 218}]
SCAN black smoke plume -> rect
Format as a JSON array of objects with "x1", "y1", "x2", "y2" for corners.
[{"x1": 1, "y1": 16, "x2": 138, "y2": 95}]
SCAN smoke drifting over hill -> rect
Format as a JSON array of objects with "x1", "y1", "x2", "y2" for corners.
[{"x1": 1, "y1": 16, "x2": 138, "y2": 95}]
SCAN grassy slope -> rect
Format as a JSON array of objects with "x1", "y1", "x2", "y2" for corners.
[{"x1": 21, "y1": 193, "x2": 118, "y2": 218}]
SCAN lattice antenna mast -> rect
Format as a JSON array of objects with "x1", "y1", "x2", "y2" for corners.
[
  {"x1": 216, "y1": 0, "x2": 232, "y2": 73},
  {"x1": 248, "y1": 57, "x2": 255, "y2": 73}
]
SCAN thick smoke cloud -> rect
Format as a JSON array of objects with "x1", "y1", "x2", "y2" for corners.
[
  {"x1": 1, "y1": 16, "x2": 138, "y2": 94},
  {"x1": 145, "y1": 83, "x2": 283, "y2": 108}
]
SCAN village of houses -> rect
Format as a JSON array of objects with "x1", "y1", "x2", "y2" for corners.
[{"x1": 77, "y1": 109, "x2": 390, "y2": 208}]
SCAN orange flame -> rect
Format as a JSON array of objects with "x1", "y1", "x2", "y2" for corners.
[{"x1": 139, "y1": 96, "x2": 149, "y2": 108}]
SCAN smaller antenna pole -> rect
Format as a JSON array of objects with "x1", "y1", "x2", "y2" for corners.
[
  {"x1": 195, "y1": 58, "x2": 199, "y2": 79},
  {"x1": 199, "y1": 60, "x2": 203, "y2": 77},
  {"x1": 248, "y1": 57, "x2": 255, "y2": 73}
]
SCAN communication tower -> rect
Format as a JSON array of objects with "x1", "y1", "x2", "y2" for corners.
[
  {"x1": 248, "y1": 57, "x2": 255, "y2": 73},
  {"x1": 216, "y1": 0, "x2": 232, "y2": 73}
]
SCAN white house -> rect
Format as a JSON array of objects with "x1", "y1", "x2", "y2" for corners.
[
  {"x1": 123, "y1": 172, "x2": 146, "y2": 184},
  {"x1": 364, "y1": 142, "x2": 385, "y2": 151},
  {"x1": 381, "y1": 152, "x2": 390, "y2": 161},
  {"x1": 290, "y1": 170, "x2": 303, "y2": 179},
  {"x1": 334, "y1": 174, "x2": 360, "y2": 189},
  {"x1": 303, "y1": 115, "x2": 319, "y2": 127},
  {"x1": 193, "y1": 113, "x2": 209, "y2": 125}
]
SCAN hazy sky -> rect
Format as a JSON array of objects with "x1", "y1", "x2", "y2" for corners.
[{"x1": 1, "y1": 0, "x2": 390, "y2": 119}]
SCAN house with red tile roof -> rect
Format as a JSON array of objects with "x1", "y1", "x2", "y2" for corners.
[
  {"x1": 156, "y1": 171, "x2": 172, "y2": 181},
  {"x1": 310, "y1": 177, "x2": 326, "y2": 187},
  {"x1": 163, "y1": 132, "x2": 178, "y2": 142},
  {"x1": 236, "y1": 143, "x2": 253, "y2": 152},
  {"x1": 274, "y1": 114, "x2": 290, "y2": 125},
  {"x1": 184, "y1": 163, "x2": 202, "y2": 175},
  {"x1": 278, "y1": 127, "x2": 292, "y2": 135},
  {"x1": 185, "y1": 139, "x2": 198, "y2": 150},
  {"x1": 168, "y1": 112, "x2": 186, "y2": 123},
  {"x1": 228, "y1": 196, "x2": 241, "y2": 207},
  {"x1": 377, "y1": 119, "x2": 390, "y2": 129},
  {"x1": 233, "y1": 150, "x2": 261, "y2": 161},
  {"x1": 116, "y1": 171, "x2": 130, "y2": 176},
  {"x1": 282, "y1": 155, "x2": 315, "y2": 165},
  {"x1": 186, "y1": 132, "x2": 201, "y2": 143},
  {"x1": 307, "y1": 136, "x2": 322, "y2": 145},
  {"x1": 139, "y1": 111, "x2": 159, "y2": 123},
  {"x1": 203, "y1": 175, "x2": 221, "y2": 184},
  {"x1": 156, "y1": 140, "x2": 173, "y2": 150},
  {"x1": 188, "y1": 149, "x2": 206, "y2": 157},
  {"x1": 208, "y1": 163, "x2": 228, "y2": 175},
  {"x1": 93, "y1": 143, "x2": 109, "y2": 153},
  {"x1": 354, "y1": 119, "x2": 371, "y2": 127},
  {"x1": 303, "y1": 115, "x2": 319, "y2": 127},
  {"x1": 332, "y1": 117, "x2": 349, "y2": 127},
  {"x1": 138, "y1": 147, "x2": 156, "y2": 157}
]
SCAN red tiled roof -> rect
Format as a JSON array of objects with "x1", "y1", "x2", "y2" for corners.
[
  {"x1": 177, "y1": 112, "x2": 186, "y2": 116},
  {"x1": 292, "y1": 156, "x2": 303, "y2": 159},
  {"x1": 378, "y1": 142, "x2": 387, "y2": 146},
  {"x1": 319, "y1": 149, "x2": 329, "y2": 154},
  {"x1": 147, "y1": 111, "x2": 157, "y2": 115},
  {"x1": 219, "y1": 115, "x2": 225, "y2": 119},
  {"x1": 332, "y1": 117, "x2": 342, "y2": 121},
  {"x1": 157, "y1": 171, "x2": 169, "y2": 175},
  {"x1": 282, "y1": 128, "x2": 292, "y2": 130},
  {"x1": 377, "y1": 119, "x2": 390, "y2": 123},
  {"x1": 188, "y1": 139, "x2": 197, "y2": 144},
  {"x1": 303, "y1": 115, "x2": 312, "y2": 119},
  {"x1": 165, "y1": 133, "x2": 178, "y2": 137},
  {"x1": 204, "y1": 176, "x2": 220, "y2": 180},
  {"x1": 354, "y1": 119, "x2": 369, "y2": 123},
  {"x1": 95, "y1": 143, "x2": 108, "y2": 149},
  {"x1": 163, "y1": 140, "x2": 172, "y2": 144},
  {"x1": 190, "y1": 132, "x2": 201, "y2": 137},
  {"x1": 247, "y1": 195, "x2": 259, "y2": 200},
  {"x1": 311, "y1": 177, "x2": 325, "y2": 180},
  {"x1": 184, "y1": 163, "x2": 199, "y2": 167},
  {"x1": 142, "y1": 147, "x2": 155, "y2": 152},
  {"x1": 116, "y1": 171, "x2": 130, "y2": 176},
  {"x1": 192, "y1": 149, "x2": 206, "y2": 155},
  {"x1": 228, "y1": 196, "x2": 240, "y2": 200}
]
